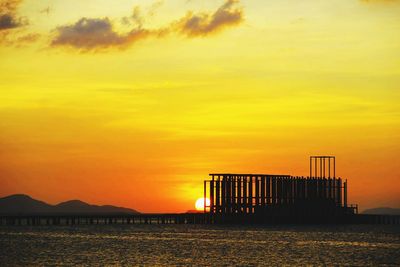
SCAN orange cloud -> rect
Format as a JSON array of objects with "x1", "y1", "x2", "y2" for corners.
[
  {"x1": 176, "y1": 0, "x2": 244, "y2": 37},
  {"x1": 51, "y1": 17, "x2": 150, "y2": 52}
]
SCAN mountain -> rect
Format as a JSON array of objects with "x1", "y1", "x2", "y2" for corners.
[
  {"x1": 55, "y1": 200, "x2": 139, "y2": 214},
  {"x1": 0, "y1": 194, "x2": 53, "y2": 215},
  {"x1": 362, "y1": 207, "x2": 400, "y2": 215},
  {"x1": 0, "y1": 194, "x2": 140, "y2": 215},
  {"x1": 186, "y1": 209, "x2": 203, "y2": 214}
]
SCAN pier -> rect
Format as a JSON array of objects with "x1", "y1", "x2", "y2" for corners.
[
  {"x1": 0, "y1": 213, "x2": 208, "y2": 226},
  {"x1": 1, "y1": 156, "x2": 399, "y2": 226},
  {"x1": 0, "y1": 213, "x2": 399, "y2": 226},
  {"x1": 203, "y1": 156, "x2": 358, "y2": 223}
]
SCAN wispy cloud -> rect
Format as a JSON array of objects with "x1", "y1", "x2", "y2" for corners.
[
  {"x1": 176, "y1": 0, "x2": 244, "y2": 37},
  {"x1": 0, "y1": 0, "x2": 26, "y2": 31},
  {"x1": 148, "y1": 0, "x2": 164, "y2": 17},
  {"x1": 360, "y1": 0, "x2": 400, "y2": 3},
  {"x1": 0, "y1": 13, "x2": 21, "y2": 30},
  {"x1": 49, "y1": 0, "x2": 244, "y2": 52},
  {"x1": 0, "y1": 0, "x2": 31, "y2": 44},
  {"x1": 51, "y1": 17, "x2": 150, "y2": 52}
]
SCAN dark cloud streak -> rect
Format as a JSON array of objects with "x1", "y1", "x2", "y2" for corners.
[
  {"x1": 0, "y1": 13, "x2": 21, "y2": 30},
  {"x1": 360, "y1": 0, "x2": 400, "y2": 2},
  {"x1": 50, "y1": 0, "x2": 244, "y2": 52},
  {"x1": 51, "y1": 17, "x2": 150, "y2": 51},
  {"x1": 0, "y1": 0, "x2": 26, "y2": 31},
  {"x1": 177, "y1": 0, "x2": 244, "y2": 37}
]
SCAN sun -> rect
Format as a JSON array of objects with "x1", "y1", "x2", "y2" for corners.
[{"x1": 195, "y1": 197, "x2": 210, "y2": 211}]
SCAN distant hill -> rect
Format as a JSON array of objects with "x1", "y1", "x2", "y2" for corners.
[
  {"x1": 0, "y1": 194, "x2": 54, "y2": 214},
  {"x1": 0, "y1": 194, "x2": 140, "y2": 215},
  {"x1": 362, "y1": 207, "x2": 400, "y2": 215},
  {"x1": 186, "y1": 209, "x2": 203, "y2": 214},
  {"x1": 55, "y1": 200, "x2": 139, "y2": 214}
]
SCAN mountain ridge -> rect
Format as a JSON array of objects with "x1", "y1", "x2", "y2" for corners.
[
  {"x1": 0, "y1": 194, "x2": 140, "y2": 215},
  {"x1": 362, "y1": 207, "x2": 400, "y2": 215}
]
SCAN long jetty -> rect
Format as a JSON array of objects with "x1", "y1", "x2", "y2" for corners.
[
  {"x1": 0, "y1": 213, "x2": 209, "y2": 226},
  {"x1": 0, "y1": 213, "x2": 399, "y2": 226}
]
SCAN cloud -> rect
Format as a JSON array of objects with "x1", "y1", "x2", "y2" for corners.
[
  {"x1": 50, "y1": 0, "x2": 244, "y2": 52},
  {"x1": 51, "y1": 17, "x2": 150, "y2": 51},
  {"x1": 0, "y1": 0, "x2": 26, "y2": 31},
  {"x1": 121, "y1": 6, "x2": 144, "y2": 27},
  {"x1": 0, "y1": 13, "x2": 21, "y2": 30},
  {"x1": 15, "y1": 32, "x2": 40, "y2": 43},
  {"x1": 148, "y1": 0, "x2": 164, "y2": 17},
  {"x1": 0, "y1": 0, "x2": 22, "y2": 14},
  {"x1": 176, "y1": 0, "x2": 244, "y2": 37},
  {"x1": 40, "y1": 7, "x2": 51, "y2": 15},
  {"x1": 360, "y1": 0, "x2": 400, "y2": 3},
  {"x1": 0, "y1": 0, "x2": 32, "y2": 45}
]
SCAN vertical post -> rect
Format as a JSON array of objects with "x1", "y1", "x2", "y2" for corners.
[
  {"x1": 248, "y1": 176, "x2": 253, "y2": 213},
  {"x1": 229, "y1": 175, "x2": 233, "y2": 214},
  {"x1": 261, "y1": 175, "x2": 265, "y2": 206},
  {"x1": 267, "y1": 176, "x2": 271, "y2": 205},
  {"x1": 344, "y1": 179, "x2": 347, "y2": 208},
  {"x1": 328, "y1": 157, "x2": 331, "y2": 178},
  {"x1": 226, "y1": 175, "x2": 230, "y2": 213},
  {"x1": 281, "y1": 177, "x2": 285, "y2": 204},
  {"x1": 255, "y1": 176, "x2": 259, "y2": 207},
  {"x1": 243, "y1": 175, "x2": 247, "y2": 213},
  {"x1": 320, "y1": 157, "x2": 322, "y2": 178},
  {"x1": 210, "y1": 176, "x2": 214, "y2": 214},
  {"x1": 290, "y1": 176, "x2": 294, "y2": 204},
  {"x1": 315, "y1": 157, "x2": 317, "y2": 178},
  {"x1": 310, "y1": 157, "x2": 312, "y2": 178},
  {"x1": 222, "y1": 175, "x2": 226, "y2": 214},
  {"x1": 233, "y1": 175, "x2": 236, "y2": 213},
  {"x1": 228, "y1": 175, "x2": 231, "y2": 213},
  {"x1": 216, "y1": 176, "x2": 220, "y2": 214},
  {"x1": 272, "y1": 176, "x2": 276, "y2": 205},
  {"x1": 204, "y1": 180, "x2": 207, "y2": 213},
  {"x1": 337, "y1": 178, "x2": 342, "y2": 207},
  {"x1": 333, "y1": 177, "x2": 336, "y2": 204},
  {"x1": 277, "y1": 177, "x2": 281, "y2": 204},
  {"x1": 238, "y1": 175, "x2": 242, "y2": 213},
  {"x1": 233, "y1": 175, "x2": 237, "y2": 213},
  {"x1": 328, "y1": 176, "x2": 331, "y2": 200},
  {"x1": 334, "y1": 157, "x2": 336, "y2": 178}
]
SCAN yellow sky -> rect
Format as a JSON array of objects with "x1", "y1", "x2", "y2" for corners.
[{"x1": 0, "y1": 0, "x2": 399, "y2": 212}]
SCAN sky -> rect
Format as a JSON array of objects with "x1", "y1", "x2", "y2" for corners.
[{"x1": 0, "y1": 0, "x2": 399, "y2": 212}]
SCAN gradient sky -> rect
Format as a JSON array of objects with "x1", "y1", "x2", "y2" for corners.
[{"x1": 0, "y1": 0, "x2": 399, "y2": 212}]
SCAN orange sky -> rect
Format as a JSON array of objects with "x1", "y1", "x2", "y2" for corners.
[{"x1": 0, "y1": 0, "x2": 399, "y2": 212}]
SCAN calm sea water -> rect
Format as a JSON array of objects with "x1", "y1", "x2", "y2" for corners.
[{"x1": 1, "y1": 224, "x2": 399, "y2": 266}]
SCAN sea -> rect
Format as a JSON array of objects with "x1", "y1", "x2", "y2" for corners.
[{"x1": 1, "y1": 224, "x2": 399, "y2": 266}]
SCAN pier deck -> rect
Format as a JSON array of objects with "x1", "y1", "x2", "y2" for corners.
[
  {"x1": 0, "y1": 213, "x2": 209, "y2": 226},
  {"x1": 0, "y1": 213, "x2": 399, "y2": 226}
]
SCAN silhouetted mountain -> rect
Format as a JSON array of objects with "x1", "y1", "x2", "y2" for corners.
[
  {"x1": 0, "y1": 194, "x2": 53, "y2": 215},
  {"x1": 0, "y1": 194, "x2": 140, "y2": 215},
  {"x1": 362, "y1": 207, "x2": 400, "y2": 215},
  {"x1": 55, "y1": 200, "x2": 139, "y2": 214},
  {"x1": 186, "y1": 209, "x2": 203, "y2": 214}
]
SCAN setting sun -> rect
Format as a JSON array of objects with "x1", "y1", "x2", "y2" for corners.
[{"x1": 195, "y1": 198, "x2": 210, "y2": 211}]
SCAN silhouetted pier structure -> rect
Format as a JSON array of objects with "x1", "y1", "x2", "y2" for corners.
[
  {"x1": 0, "y1": 213, "x2": 207, "y2": 226},
  {"x1": 1, "y1": 156, "x2": 399, "y2": 225},
  {"x1": 203, "y1": 156, "x2": 398, "y2": 224},
  {"x1": 1, "y1": 212, "x2": 399, "y2": 226}
]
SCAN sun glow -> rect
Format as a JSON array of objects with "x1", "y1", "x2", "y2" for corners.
[{"x1": 195, "y1": 198, "x2": 210, "y2": 211}]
